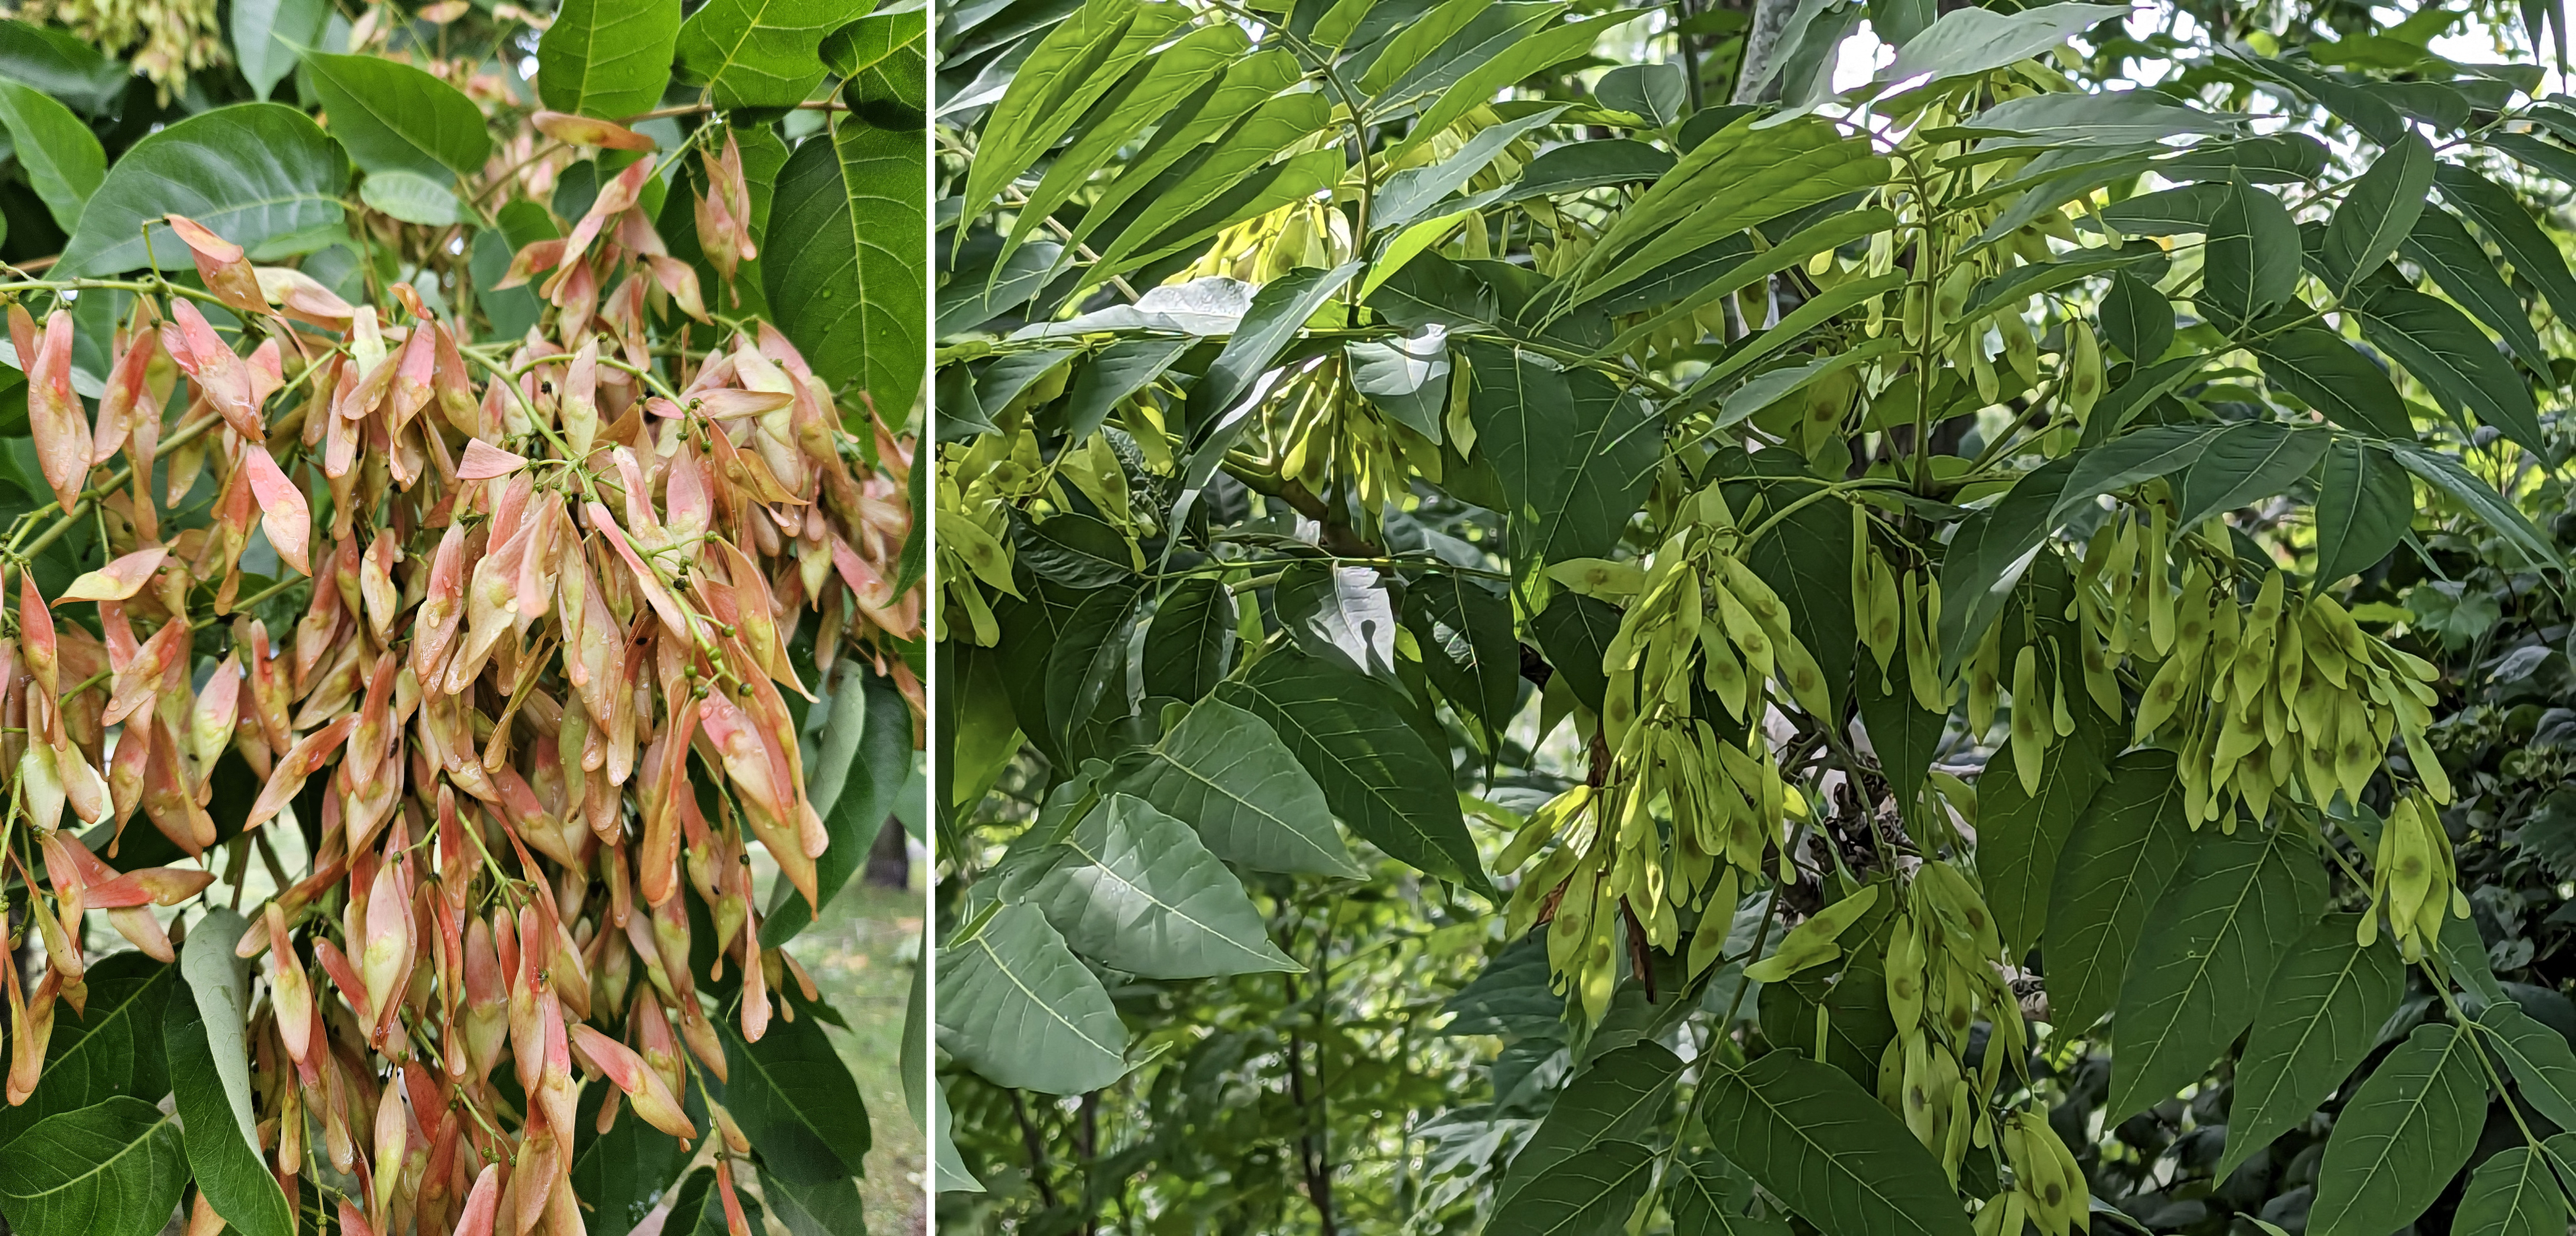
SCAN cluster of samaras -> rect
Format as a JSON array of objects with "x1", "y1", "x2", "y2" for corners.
[{"x1": 0, "y1": 161, "x2": 916, "y2": 1236}]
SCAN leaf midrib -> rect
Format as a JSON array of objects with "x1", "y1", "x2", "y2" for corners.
[{"x1": 1, "y1": 1108, "x2": 173, "y2": 1201}]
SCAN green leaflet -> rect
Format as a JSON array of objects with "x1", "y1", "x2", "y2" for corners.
[
  {"x1": 2306, "y1": 1022, "x2": 2489, "y2": 1236},
  {"x1": 1027, "y1": 791, "x2": 1303, "y2": 977},
  {"x1": 60, "y1": 104, "x2": 349, "y2": 277},
  {"x1": 2451, "y1": 1146, "x2": 2566, "y2": 1236},
  {"x1": 1000, "y1": 21, "x2": 1247, "y2": 271},
  {"x1": 1462, "y1": 341, "x2": 1658, "y2": 566},
  {"x1": 1935, "y1": 455, "x2": 2076, "y2": 676},
  {"x1": 1068, "y1": 49, "x2": 1304, "y2": 254},
  {"x1": 1878, "y1": 3, "x2": 2130, "y2": 91},
  {"x1": 2051, "y1": 423, "x2": 2225, "y2": 524},
  {"x1": 231, "y1": 0, "x2": 328, "y2": 101},
  {"x1": 2215, "y1": 915, "x2": 2407, "y2": 1178},
  {"x1": 1403, "y1": 572, "x2": 1520, "y2": 742},
  {"x1": 2434, "y1": 162, "x2": 2576, "y2": 330},
  {"x1": 0, "y1": 1097, "x2": 188, "y2": 1236},
  {"x1": 1217, "y1": 649, "x2": 1493, "y2": 894},
  {"x1": 163, "y1": 981, "x2": 294, "y2": 1236},
  {"x1": 1567, "y1": 115, "x2": 1890, "y2": 307},
  {"x1": 538, "y1": 0, "x2": 682, "y2": 119},
  {"x1": 2249, "y1": 327, "x2": 2417, "y2": 440},
  {"x1": 1592, "y1": 209, "x2": 1896, "y2": 359},
  {"x1": 1497, "y1": 1042, "x2": 1685, "y2": 1202},
  {"x1": 1482, "y1": 1140, "x2": 1657, "y2": 1236},
  {"x1": 2042, "y1": 752, "x2": 2194, "y2": 1036},
  {"x1": 2400, "y1": 206, "x2": 2551, "y2": 372},
  {"x1": 0, "y1": 952, "x2": 171, "y2": 1149},
  {"x1": 1277, "y1": 561, "x2": 1402, "y2": 682},
  {"x1": 2310, "y1": 437, "x2": 2412, "y2": 586},
  {"x1": 2099, "y1": 269, "x2": 2173, "y2": 363},
  {"x1": 2107, "y1": 821, "x2": 2326, "y2": 1119},
  {"x1": 2350, "y1": 284, "x2": 2544, "y2": 454},
  {"x1": 1667, "y1": 1155, "x2": 1793, "y2": 1235},
  {"x1": 2169, "y1": 420, "x2": 2329, "y2": 529},
  {"x1": 1387, "y1": 9, "x2": 1651, "y2": 165},
  {"x1": 2320, "y1": 130, "x2": 2434, "y2": 293},
  {"x1": 1139, "y1": 577, "x2": 1238, "y2": 703},
  {"x1": 674, "y1": 0, "x2": 854, "y2": 109},
  {"x1": 2387, "y1": 440, "x2": 2561, "y2": 570},
  {"x1": 710, "y1": 1006, "x2": 871, "y2": 1186},
  {"x1": 936, "y1": 903, "x2": 1131, "y2": 1095},
  {"x1": 1974, "y1": 696, "x2": 2109, "y2": 958},
  {"x1": 2476, "y1": 1001, "x2": 2576, "y2": 1133},
  {"x1": 1112, "y1": 696, "x2": 1362, "y2": 876},
  {"x1": 963, "y1": 0, "x2": 1190, "y2": 222},
  {"x1": 2199, "y1": 177, "x2": 2301, "y2": 332},
  {"x1": 300, "y1": 51, "x2": 492, "y2": 180},
  {"x1": 764, "y1": 111, "x2": 929, "y2": 414},
  {"x1": 0, "y1": 78, "x2": 100, "y2": 234},
  {"x1": 1700, "y1": 1053, "x2": 1974, "y2": 1236},
  {"x1": 569, "y1": 1084, "x2": 696, "y2": 1236}
]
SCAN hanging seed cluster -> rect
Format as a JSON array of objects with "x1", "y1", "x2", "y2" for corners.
[
  {"x1": 2, "y1": 132, "x2": 917, "y2": 1236},
  {"x1": 1497, "y1": 488, "x2": 1836, "y2": 1020},
  {"x1": 2072, "y1": 508, "x2": 2445, "y2": 828}
]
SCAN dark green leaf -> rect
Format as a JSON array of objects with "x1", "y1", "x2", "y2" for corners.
[
  {"x1": 1140, "y1": 577, "x2": 1236, "y2": 702},
  {"x1": 1276, "y1": 560, "x2": 1402, "y2": 682},
  {"x1": 2099, "y1": 269, "x2": 2172, "y2": 363},
  {"x1": 0, "y1": 22, "x2": 125, "y2": 115},
  {"x1": 300, "y1": 52, "x2": 491, "y2": 180},
  {"x1": 2251, "y1": 328, "x2": 2416, "y2": 439},
  {"x1": 539, "y1": 0, "x2": 683, "y2": 119},
  {"x1": 2435, "y1": 162, "x2": 2576, "y2": 329},
  {"x1": 1028, "y1": 792, "x2": 1302, "y2": 977},
  {"x1": 2201, "y1": 177, "x2": 2301, "y2": 332},
  {"x1": 2305, "y1": 1022, "x2": 2488, "y2": 1236},
  {"x1": 2352, "y1": 284, "x2": 2542, "y2": 453},
  {"x1": 2451, "y1": 1146, "x2": 2564, "y2": 1236},
  {"x1": 1009, "y1": 509, "x2": 1133, "y2": 589},
  {"x1": 2311, "y1": 438, "x2": 2411, "y2": 585},
  {"x1": 232, "y1": 0, "x2": 326, "y2": 101},
  {"x1": 1347, "y1": 333, "x2": 1450, "y2": 442},
  {"x1": 1484, "y1": 1140, "x2": 1657, "y2": 1236},
  {"x1": 1065, "y1": 337, "x2": 1190, "y2": 441},
  {"x1": 1532, "y1": 590, "x2": 1620, "y2": 713},
  {"x1": 162, "y1": 985, "x2": 292, "y2": 1236},
  {"x1": 1700, "y1": 1053, "x2": 1973, "y2": 1236},
  {"x1": 1668, "y1": 1154, "x2": 1793, "y2": 1236},
  {"x1": 2387, "y1": 440, "x2": 2559, "y2": 569},
  {"x1": 2216, "y1": 915, "x2": 2407, "y2": 1177},
  {"x1": 761, "y1": 1167, "x2": 866, "y2": 1236},
  {"x1": 1936, "y1": 455, "x2": 2076, "y2": 675},
  {"x1": 675, "y1": 0, "x2": 853, "y2": 109},
  {"x1": 1188, "y1": 262, "x2": 1366, "y2": 426},
  {"x1": 767, "y1": 115, "x2": 928, "y2": 413},
  {"x1": 2108, "y1": 822, "x2": 2327, "y2": 1118},
  {"x1": 1043, "y1": 585, "x2": 1139, "y2": 746},
  {"x1": 2321, "y1": 130, "x2": 2434, "y2": 292},
  {"x1": 2399, "y1": 206, "x2": 2549, "y2": 373},
  {"x1": 2171, "y1": 420, "x2": 2328, "y2": 529},
  {"x1": 711, "y1": 1004, "x2": 869, "y2": 1185},
  {"x1": 1975, "y1": 704, "x2": 2108, "y2": 958},
  {"x1": 569, "y1": 1082, "x2": 693, "y2": 1236},
  {"x1": 2053, "y1": 423, "x2": 2223, "y2": 523},
  {"x1": 1217, "y1": 649, "x2": 1489, "y2": 894},
  {"x1": 1499, "y1": 1042, "x2": 1684, "y2": 1200},
  {"x1": 0, "y1": 78, "x2": 100, "y2": 235},
  {"x1": 1112, "y1": 696, "x2": 1363, "y2": 876},
  {"x1": 0, "y1": 1097, "x2": 186, "y2": 1236},
  {"x1": 1857, "y1": 665, "x2": 1943, "y2": 829},
  {"x1": 937, "y1": 903, "x2": 1129, "y2": 1094},
  {"x1": 1440, "y1": 936, "x2": 1562, "y2": 1039},
  {"x1": 1404, "y1": 573, "x2": 1519, "y2": 740},
  {"x1": 2477, "y1": 1001, "x2": 2576, "y2": 1133},
  {"x1": 0, "y1": 953, "x2": 171, "y2": 1148},
  {"x1": 60, "y1": 104, "x2": 349, "y2": 278}
]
